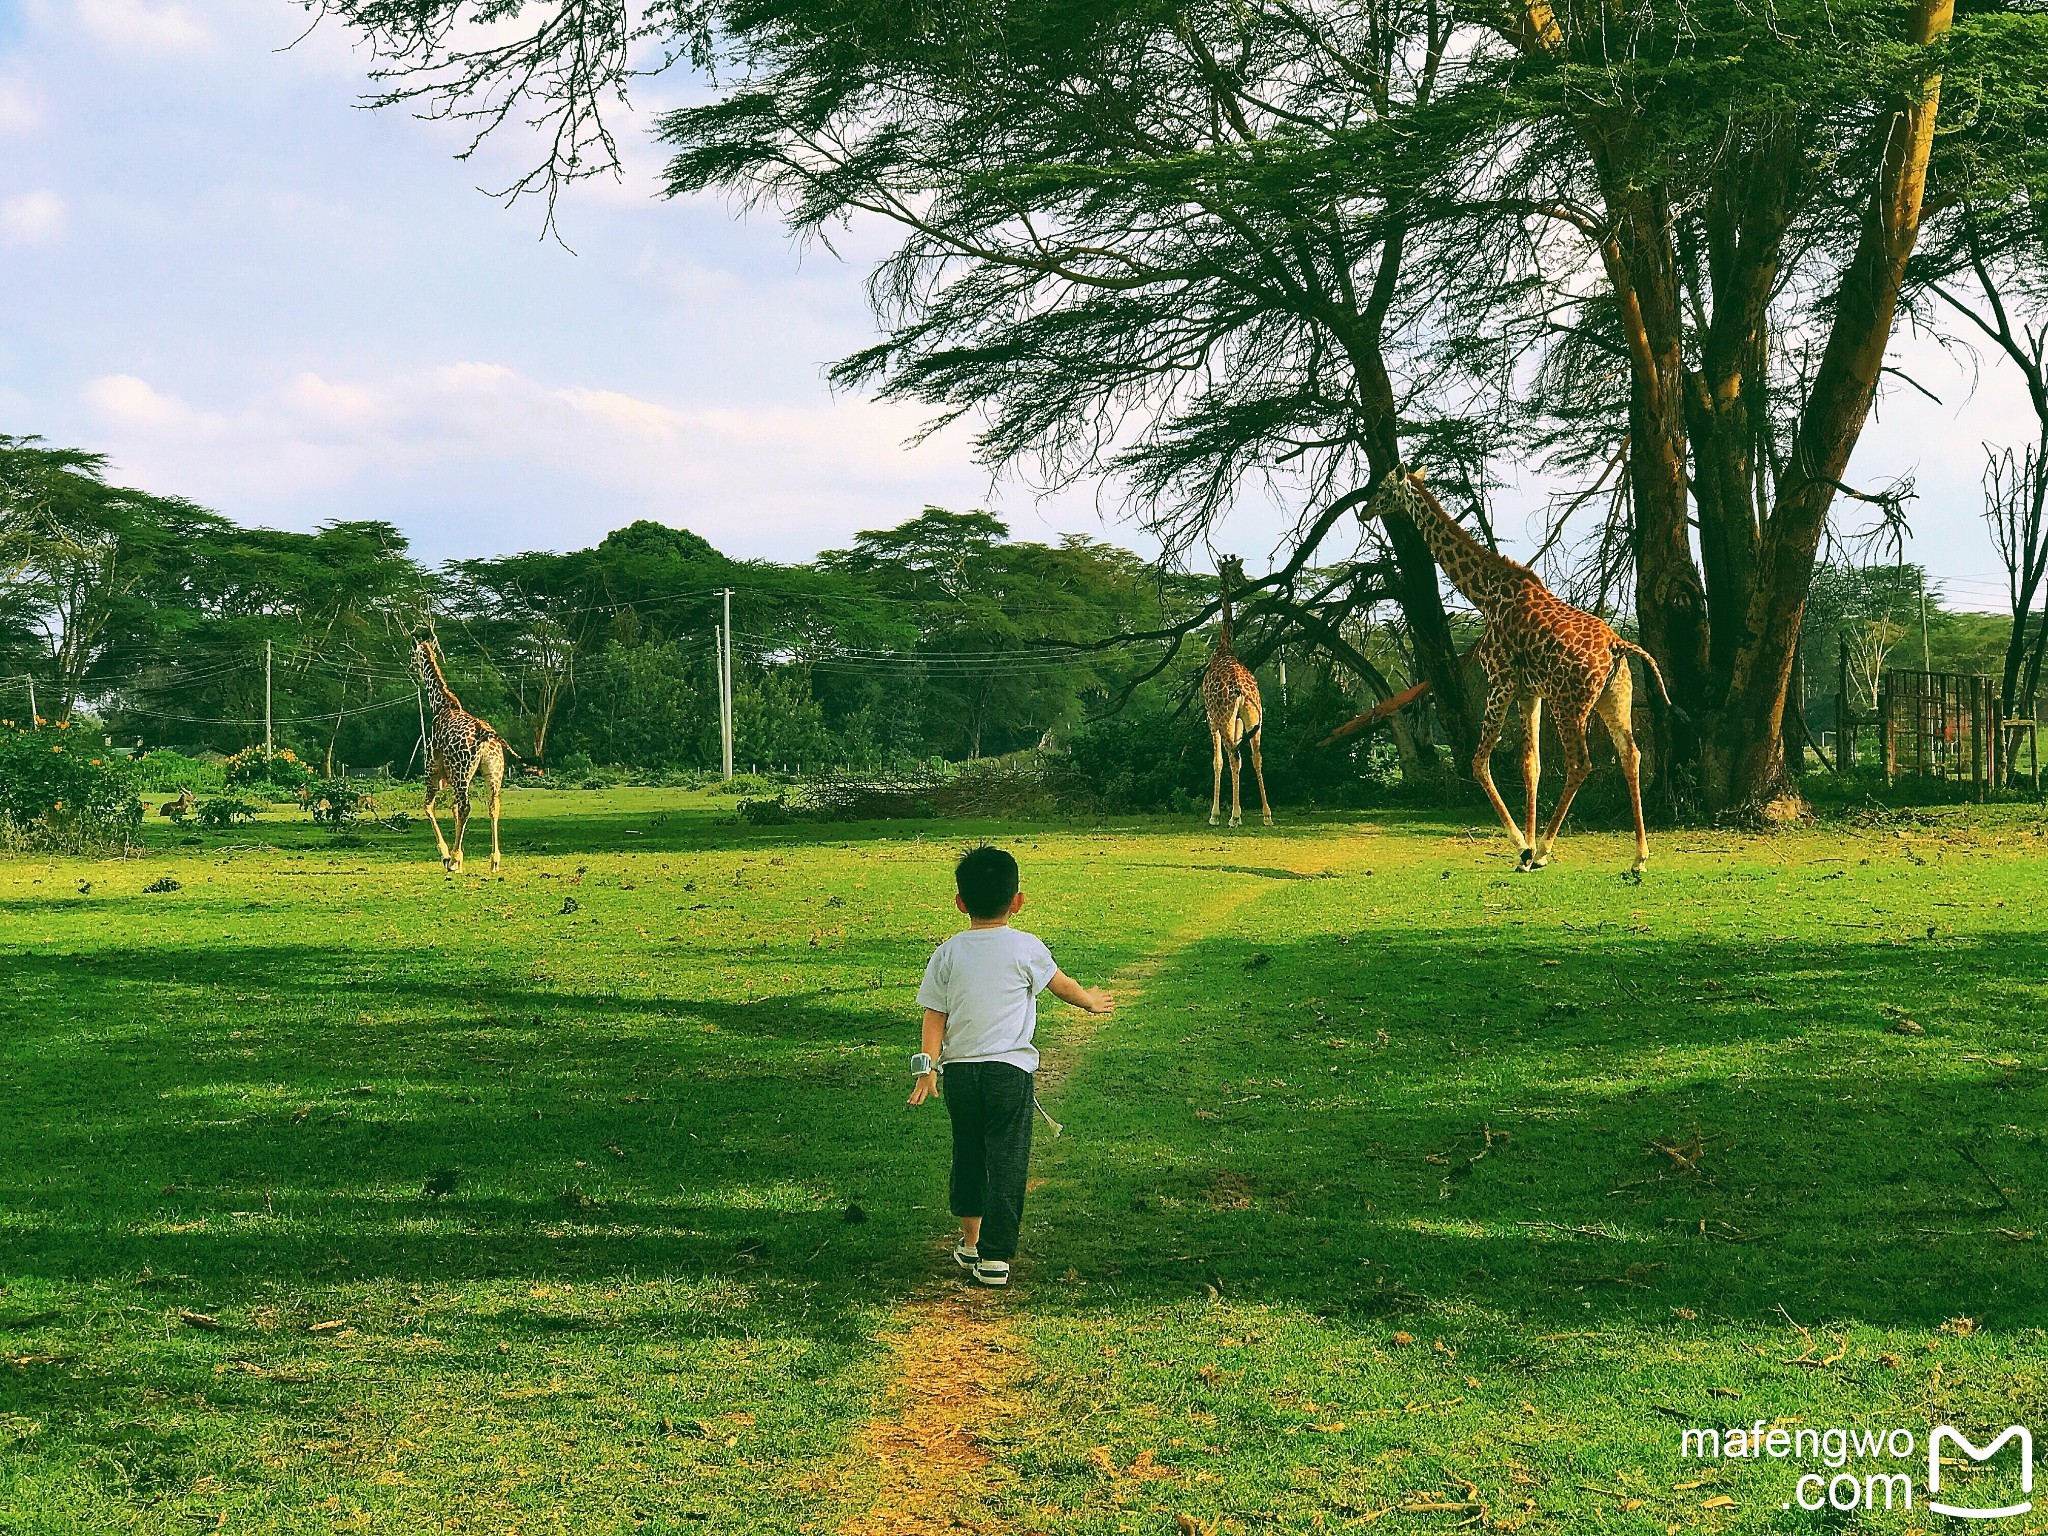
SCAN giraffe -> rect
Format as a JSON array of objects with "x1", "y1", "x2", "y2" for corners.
[
  {"x1": 411, "y1": 636, "x2": 508, "y2": 874},
  {"x1": 1202, "y1": 556, "x2": 1273, "y2": 828},
  {"x1": 1364, "y1": 470, "x2": 1670, "y2": 873}
]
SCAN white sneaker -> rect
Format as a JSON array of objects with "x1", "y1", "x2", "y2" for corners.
[
  {"x1": 952, "y1": 1240, "x2": 979, "y2": 1271},
  {"x1": 971, "y1": 1259, "x2": 1010, "y2": 1287}
]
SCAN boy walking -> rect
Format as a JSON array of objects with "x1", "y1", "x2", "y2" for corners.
[{"x1": 909, "y1": 846, "x2": 1113, "y2": 1287}]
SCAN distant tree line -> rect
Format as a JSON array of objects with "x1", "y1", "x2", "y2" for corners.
[
  {"x1": 0, "y1": 434, "x2": 1427, "y2": 803},
  {"x1": 0, "y1": 433, "x2": 2025, "y2": 807}
]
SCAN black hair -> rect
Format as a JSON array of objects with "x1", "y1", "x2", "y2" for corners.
[{"x1": 955, "y1": 845, "x2": 1020, "y2": 920}]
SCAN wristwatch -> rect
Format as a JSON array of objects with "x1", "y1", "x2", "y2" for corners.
[{"x1": 910, "y1": 1052, "x2": 935, "y2": 1077}]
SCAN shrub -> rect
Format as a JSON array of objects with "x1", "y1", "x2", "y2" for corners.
[
  {"x1": 736, "y1": 793, "x2": 796, "y2": 825},
  {"x1": 935, "y1": 754, "x2": 1093, "y2": 817},
  {"x1": 1065, "y1": 697, "x2": 1205, "y2": 813},
  {"x1": 305, "y1": 777, "x2": 375, "y2": 826},
  {"x1": 132, "y1": 749, "x2": 225, "y2": 794},
  {"x1": 196, "y1": 796, "x2": 256, "y2": 829},
  {"x1": 0, "y1": 721, "x2": 144, "y2": 853},
  {"x1": 224, "y1": 747, "x2": 312, "y2": 794},
  {"x1": 790, "y1": 765, "x2": 947, "y2": 821}
]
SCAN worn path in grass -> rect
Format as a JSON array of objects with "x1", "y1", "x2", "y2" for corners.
[{"x1": 837, "y1": 843, "x2": 1377, "y2": 1536}]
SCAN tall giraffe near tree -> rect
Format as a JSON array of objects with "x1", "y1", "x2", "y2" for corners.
[
  {"x1": 411, "y1": 636, "x2": 509, "y2": 874},
  {"x1": 1364, "y1": 471, "x2": 1670, "y2": 873},
  {"x1": 1202, "y1": 556, "x2": 1272, "y2": 828}
]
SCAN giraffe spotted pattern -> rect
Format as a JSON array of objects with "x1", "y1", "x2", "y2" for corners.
[
  {"x1": 1202, "y1": 555, "x2": 1272, "y2": 828},
  {"x1": 412, "y1": 637, "x2": 509, "y2": 874},
  {"x1": 1368, "y1": 473, "x2": 1669, "y2": 873}
]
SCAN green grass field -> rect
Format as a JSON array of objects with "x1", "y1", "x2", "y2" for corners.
[{"x1": 3, "y1": 789, "x2": 2045, "y2": 1533}]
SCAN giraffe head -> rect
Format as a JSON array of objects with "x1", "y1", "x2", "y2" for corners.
[
  {"x1": 1360, "y1": 466, "x2": 1426, "y2": 524},
  {"x1": 1215, "y1": 555, "x2": 1249, "y2": 641},
  {"x1": 410, "y1": 636, "x2": 441, "y2": 684}
]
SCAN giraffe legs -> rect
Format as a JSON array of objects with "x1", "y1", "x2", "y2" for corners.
[
  {"x1": 1470, "y1": 677, "x2": 1530, "y2": 858},
  {"x1": 1527, "y1": 701, "x2": 1595, "y2": 870},
  {"x1": 428, "y1": 750, "x2": 502, "y2": 875},
  {"x1": 1595, "y1": 660, "x2": 1648, "y2": 873},
  {"x1": 1247, "y1": 725, "x2": 1273, "y2": 826},
  {"x1": 1210, "y1": 726, "x2": 1226, "y2": 826},
  {"x1": 485, "y1": 745, "x2": 505, "y2": 873},
  {"x1": 448, "y1": 768, "x2": 473, "y2": 874},
  {"x1": 422, "y1": 771, "x2": 456, "y2": 870},
  {"x1": 1225, "y1": 718, "x2": 1246, "y2": 827},
  {"x1": 1519, "y1": 696, "x2": 1543, "y2": 853}
]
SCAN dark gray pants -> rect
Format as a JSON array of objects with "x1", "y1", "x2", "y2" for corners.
[{"x1": 943, "y1": 1060, "x2": 1034, "y2": 1262}]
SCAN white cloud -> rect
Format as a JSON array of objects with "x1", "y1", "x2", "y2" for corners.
[
  {"x1": 0, "y1": 189, "x2": 66, "y2": 246},
  {"x1": 80, "y1": 362, "x2": 1019, "y2": 558},
  {"x1": 86, "y1": 372, "x2": 215, "y2": 429},
  {"x1": 75, "y1": 0, "x2": 207, "y2": 52},
  {"x1": 0, "y1": 79, "x2": 42, "y2": 134}
]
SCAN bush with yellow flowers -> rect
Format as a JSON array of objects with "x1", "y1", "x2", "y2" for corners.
[
  {"x1": 223, "y1": 746, "x2": 312, "y2": 794},
  {"x1": 0, "y1": 719, "x2": 144, "y2": 853}
]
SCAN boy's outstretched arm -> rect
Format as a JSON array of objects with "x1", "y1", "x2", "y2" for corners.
[
  {"x1": 1048, "y1": 970, "x2": 1115, "y2": 1015},
  {"x1": 909, "y1": 1008, "x2": 946, "y2": 1105}
]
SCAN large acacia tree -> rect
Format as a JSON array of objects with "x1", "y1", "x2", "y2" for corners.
[
  {"x1": 1460, "y1": 0, "x2": 2047, "y2": 806},
  {"x1": 312, "y1": 0, "x2": 1503, "y2": 767},
  {"x1": 313, "y1": 0, "x2": 2048, "y2": 808}
]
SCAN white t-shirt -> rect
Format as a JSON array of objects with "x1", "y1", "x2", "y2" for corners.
[{"x1": 916, "y1": 924, "x2": 1058, "y2": 1072}]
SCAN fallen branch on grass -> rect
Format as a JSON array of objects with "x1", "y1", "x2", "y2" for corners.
[{"x1": 1318, "y1": 680, "x2": 1433, "y2": 747}]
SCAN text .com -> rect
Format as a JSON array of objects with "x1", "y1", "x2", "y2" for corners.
[{"x1": 1679, "y1": 1422, "x2": 2033, "y2": 1518}]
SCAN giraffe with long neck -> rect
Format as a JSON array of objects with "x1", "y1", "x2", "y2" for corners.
[
  {"x1": 1366, "y1": 471, "x2": 1669, "y2": 872},
  {"x1": 1201, "y1": 556, "x2": 1272, "y2": 828},
  {"x1": 412, "y1": 637, "x2": 509, "y2": 874}
]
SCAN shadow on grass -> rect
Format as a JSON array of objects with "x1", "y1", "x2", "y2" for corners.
[
  {"x1": 7, "y1": 916, "x2": 2042, "y2": 1345},
  {"x1": 0, "y1": 936, "x2": 975, "y2": 1354},
  {"x1": 1029, "y1": 926, "x2": 2048, "y2": 1336}
]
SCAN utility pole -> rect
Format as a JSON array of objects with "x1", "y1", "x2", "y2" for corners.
[
  {"x1": 1919, "y1": 569, "x2": 1931, "y2": 672},
  {"x1": 1837, "y1": 637, "x2": 1852, "y2": 774},
  {"x1": 26, "y1": 674, "x2": 36, "y2": 724},
  {"x1": 714, "y1": 623, "x2": 733, "y2": 780},
  {"x1": 720, "y1": 588, "x2": 735, "y2": 780},
  {"x1": 415, "y1": 689, "x2": 428, "y2": 776},
  {"x1": 265, "y1": 639, "x2": 273, "y2": 756}
]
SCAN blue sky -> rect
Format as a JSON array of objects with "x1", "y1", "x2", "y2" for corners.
[{"x1": 0, "y1": 0, "x2": 2033, "y2": 608}]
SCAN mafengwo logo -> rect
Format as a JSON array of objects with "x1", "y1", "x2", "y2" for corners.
[
  {"x1": 1678, "y1": 1420, "x2": 2033, "y2": 1516},
  {"x1": 1929, "y1": 1425, "x2": 2033, "y2": 1520}
]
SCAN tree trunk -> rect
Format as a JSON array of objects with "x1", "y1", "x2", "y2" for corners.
[
  {"x1": 1352, "y1": 333, "x2": 1475, "y2": 769},
  {"x1": 1385, "y1": 701, "x2": 1427, "y2": 779},
  {"x1": 2001, "y1": 444, "x2": 2048, "y2": 710},
  {"x1": 1580, "y1": 176, "x2": 1711, "y2": 817},
  {"x1": 1704, "y1": 0, "x2": 1953, "y2": 810}
]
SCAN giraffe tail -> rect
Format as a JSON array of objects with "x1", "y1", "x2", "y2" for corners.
[
  {"x1": 1611, "y1": 640, "x2": 1674, "y2": 708},
  {"x1": 481, "y1": 727, "x2": 524, "y2": 763}
]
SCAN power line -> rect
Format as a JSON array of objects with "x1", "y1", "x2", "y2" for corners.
[{"x1": 108, "y1": 694, "x2": 422, "y2": 729}]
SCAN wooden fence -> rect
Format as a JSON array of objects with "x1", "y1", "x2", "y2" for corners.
[{"x1": 1875, "y1": 668, "x2": 2041, "y2": 796}]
